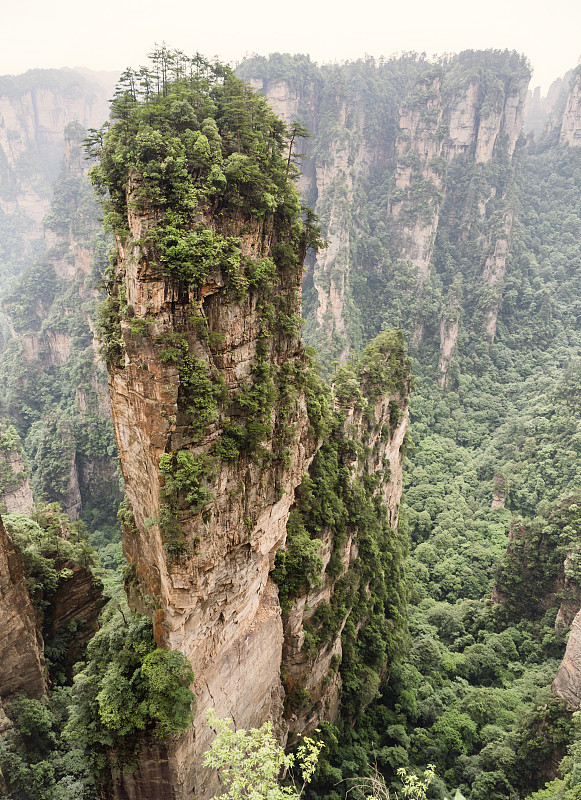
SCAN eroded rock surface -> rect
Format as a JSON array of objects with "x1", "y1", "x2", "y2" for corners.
[
  {"x1": 0, "y1": 515, "x2": 46, "y2": 700},
  {"x1": 560, "y1": 69, "x2": 581, "y2": 147},
  {"x1": 282, "y1": 369, "x2": 410, "y2": 736},
  {"x1": 0, "y1": 444, "x2": 34, "y2": 514},
  {"x1": 253, "y1": 58, "x2": 528, "y2": 376},
  {"x1": 553, "y1": 609, "x2": 581, "y2": 707},
  {"x1": 107, "y1": 178, "x2": 315, "y2": 797},
  {"x1": 0, "y1": 71, "x2": 109, "y2": 245}
]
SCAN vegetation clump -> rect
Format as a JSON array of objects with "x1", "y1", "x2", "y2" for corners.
[
  {"x1": 203, "y1": 709, "x2": 323, "y2": 800},
  {"x1": 66, "y1": 610, "x2": 195, "y2": 776},
  {"x1": 86, "y1": 45, "x2": 319, "y2": 292},
  {"x1": 273, "y1": 334, "x2": 410, "y2": 717}
]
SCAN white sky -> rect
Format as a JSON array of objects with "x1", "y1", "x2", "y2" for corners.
[{"x1": 1, "y1": 0, "x2": 580, "y2": 93}]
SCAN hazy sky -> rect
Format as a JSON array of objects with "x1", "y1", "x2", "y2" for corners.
[{"x1": 1, "y1": 0, "x2": 580, "y2": 92}]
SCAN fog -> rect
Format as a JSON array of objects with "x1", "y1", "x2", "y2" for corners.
[{"x1": 1, "y1": 0, "x2": 580, "y2": 92}]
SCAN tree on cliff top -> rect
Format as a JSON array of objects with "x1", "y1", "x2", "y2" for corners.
[{"x1": 85, "y1": 45, "x2": 320, "y2": 275}]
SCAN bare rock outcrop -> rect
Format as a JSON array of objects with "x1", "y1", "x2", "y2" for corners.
[
  {"x1": 254, "y1": 56, "x2": 529, "y2": 373},
  {"x1": 96, "y1": 63, "x2": 413, "y2": 797},
  {"x1": 553, "y1": 608, "x2": 581, "y2": 707},
  {"x1": 0, "y1": 441, "x2": 34, "y2": 514},
  {"x1": 560, "y1": 68, "x2": 581, "y2": 147},
  {"x1": 48, "y1": 563, "x2": 106, "y2": 674},
  {"x1": 281, "y1": 357, "x2": 410, "y2": 735},
  {"x1": 0, "y1": 515, "x2": 47, "y2": 700},
  {"x1": 106, "y1": 174, "x2": 316, "y2": 797},
  {"x1": 1, "y1": 120, "x2": 118, "y2": 519},
  {"x1": 392, "y1": 67, "x2": 527, "y2": 356},
  {"x1": 0, "y1": 71, "x2": 109, "y2": 246}
]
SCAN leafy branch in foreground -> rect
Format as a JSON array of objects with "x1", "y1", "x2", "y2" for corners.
[
  {"x1": 202, "y1": 708, "x2": 323, "y2": 800},
  {"x1": 346, "y1": 763, "x2": 438, "y2": 800}
]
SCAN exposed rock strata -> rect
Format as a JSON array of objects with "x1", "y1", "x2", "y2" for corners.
[
  {"x1": 48, "y1": 562, "x2": 106, "y2": 675},
  {"x1": 106, "y1": 169, "x2": 411, "y2": 800},
  {"x1": 0, "y1": 122, "x2": 117, "y2": 518},
  {"x1": 390, "y1": 74, "x2": 445, "y2": 287},
  {"x1": 553, "y1": 609, "x2": 581, "y2": 707},
  {"x1": 255, "y1": 76, "x2": 382, "y2": 364},
  {"x1": 0, "y1": 71, "x2": 109, "y2": 246},
  {"x1": 0, "y1": 515, "x2": 46, "y2": 700},
  {"x1": 0, "y1": 445, "x2": 34, "y2": 514},
  {"x1": 560, "y1": 69, "x2": 581, "y2": 147},
  {"x1": 254, "y1": 59, "x2": 529, "y2": 374},
  {"x1": 392, "y1": 70, "x2": 527, "y2": 356},
  {"x1": 282, "y1": 376, "x2": 409, "y2": 735},
  {"x1": 107, "y1": 180, "x2": 315, "y2": 797}
]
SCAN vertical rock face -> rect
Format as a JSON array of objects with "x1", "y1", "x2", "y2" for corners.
[
  {"x1": 0, "y1": 121, "x2": 119, "y2": 520},
  {"x1": 553, "y1": 609, "x2": 581, "y2": 707},
  {"x1": 0, "y1": 506, "x2": 105, "y2": 715},
  {"x1": 281, "y1": 356, "x2": 410, "y2": 736},
  {"x1": 247, "y1": 79, "x2": 302, "y2": 129},
  {"x1": 560, "y1": 68, "x2": 581, "y2": 147},
  {"x1": 0, "y1": 71, "x2": 110, "y2": 245},
  {"x1": 98, "y1": 60, "x2": 413, "y2": 795},
  {"x1": 391, "y1": 66, "x2": 527, "y2": 355},
  {"x1": 107, "y1": 196, "x2": 315, "y2": 798},
  {"x1": 48, "y1": 562, "x2": 106, "y2": 676},
  {"x1": 0, "y1": 425, "x2": 34, "y2": 514},
  {"x1": 248, "y1": 68, "x2": 387, "y2": 365},
  {"x1": 390, "y1": 73, "x2": 445, "y2": 289},
  {"x1": 481, "y1": 214, "x2": 513, "y2": 343},
  {"x1": 109, "y1": 237, "x2": 411, "y2": 793},
  {"x1": 248, "y1": 53, "x2": 529, "y2": 378},
  {"x1": 0, "y1": 515, "x2": 46, "y2": 700},
  {"x1": 86, "y1": 54, "x2": 416, "y2": 797}
]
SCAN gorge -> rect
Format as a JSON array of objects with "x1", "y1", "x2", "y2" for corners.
[{"x1": 2, "y1": 47, "x2": 581, "y2": 800}]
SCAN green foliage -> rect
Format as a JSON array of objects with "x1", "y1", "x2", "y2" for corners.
[
  {"x1": 156, "y1": 330, "x2": 226, "y2": 439},
  {"x1": 273, "y1": 338, "x2": 410, "y2": 717},
  {"x1": 66, "y1": 611, "x2": 195, "y2": 776},
  {"x1": 0, "y1": 692, "x2": 98, "y2": 800},
  {"x1": 2, "y1": 261, "x2": 57, "y2": 332},
  {"x1": 158, "y1": 450, "x2": 214, "y2": 554},
  {"x1": 0, "y1": 125, "x2": 122, "y2": 540},
  {"x1": 240, "y1": 48, "x2": 581, "y2": 800},
  {"x1": 272, "y1": 509, "x2": 324, "y2": 613},
  {"x1": 151, "y1": 221, "x2": 242, "y2": 287},
  {"x1": 202, "y1": 709, "x2": 323, "y2": 800},
  {"x1": 4, "y1": 504, "x2": 98, "y2": 613},
  {"x1": 357, "y1": 330, "x2": 411, "y2": 401},
  {"x1": 96, "y1": 295, "x2": 125, "y2": 366},
  {"x1": 495, "y1": 492, "x2": 581, "y2": 621},
  {"x1": 86, "y1": 46, "x2": 319, "y2": 291},
  {"x1": 525, "y1": 711, "x2": 581, "y2": 800}
]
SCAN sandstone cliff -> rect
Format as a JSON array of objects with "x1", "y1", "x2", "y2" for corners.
[
  {"x1": 560, "y1": 67, "x2": 581, "y2": 147},
  {"x1": 94, "y1": 59, "x2": 412, "y2": 798},
  {"x1": 0, "y1": 121, "x2": 119, "y2": 520},
  {"x1": 0, "y1": 514, "x2": 46, "y2": 700},
  {"x1": 0, "y1": 423, "x2": 34, "y2": 514},
  {"x1": 243, "y1": 60, "x2": 395, "y2": 366},
  {"x1": 246, "y1": 52, "x2": 529, "y2": 381},
  {"x1": 107, "y1": 235, "x2": 410, "y2": 795},
  {"x1": 392, "y1": 60, "x2": 527, "y2": 362},
  {"x1": 280, "y1": 336, "x2": 410, "y2": 737},
  {"x1": 0, "y1": 69, "x2": 110, "y2": 251},
  {"x1": 104, "y1": 145, "x2": 316, "y2": 799},
  {"x1": 553, "y1": 609, "x2": 581, "y2": 708}
]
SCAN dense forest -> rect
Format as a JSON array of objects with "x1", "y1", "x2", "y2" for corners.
[
  {"x1": 239, "y1": 53, "x2": 581, "y2": 800},
  {"x1": 1, "y1": 46, "x2": 581, "y2": 800}
]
